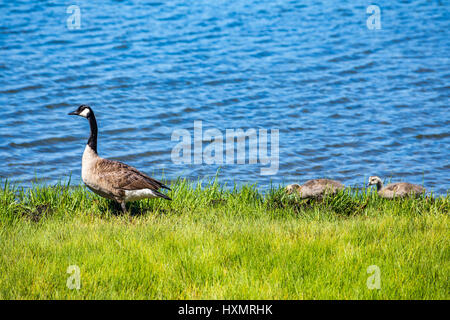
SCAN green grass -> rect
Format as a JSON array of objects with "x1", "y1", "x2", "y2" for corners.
[{"x1": 0, "y1": 178, "x2": 448, "y2": 299}]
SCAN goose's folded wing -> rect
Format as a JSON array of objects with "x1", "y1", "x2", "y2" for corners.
[
  {"x1": 402, "y1": 183, "x2": 425, "y2": 193},
  {"x1": 384, "y1": 183, "x2": 401, "y2": 192},
  {"x1": 95, "y1": 159, "x2": 170, "y2": 191},
  {"x1": 303, "y1": 179, "x2": 343, "y2": 192}
]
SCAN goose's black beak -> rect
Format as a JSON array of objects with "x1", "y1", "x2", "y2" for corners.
[{"x1": 68, "y1": 110, "x2": 79, "y2": 116}]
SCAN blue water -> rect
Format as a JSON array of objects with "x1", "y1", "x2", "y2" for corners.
[{"x1": 0, "y1": 1, "x2": 449, "y2": 193}]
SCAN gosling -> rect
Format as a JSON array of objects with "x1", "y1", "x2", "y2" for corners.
[{"x1": 367, "y1": 176, "x2": 425, "y2": 199}]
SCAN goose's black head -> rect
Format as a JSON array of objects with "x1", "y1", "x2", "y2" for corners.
[
  {"x1": 68, "y1": 105, "x2": 93, "y2": 119},
  {"x1": 68, "y1": 104, "x2": 98, "y2": 153}
]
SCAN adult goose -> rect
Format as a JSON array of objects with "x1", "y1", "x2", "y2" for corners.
[
  {"x1": 367, "y1": 176, "x2": 425, "y2": 199},
  {"x1": 285, "y1": 179, "x2": 345, "y2": 199},
  {"x1": 69, "y1": 105, "x2": 171, "y2": 213}
]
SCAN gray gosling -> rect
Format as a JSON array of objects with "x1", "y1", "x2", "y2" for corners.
[
  {"x1": 69, "y1": 105, "x2": 171, "y2": 213},
  {"x1": 367, "y1": 176, "x2": 425, "y2": 199},
  {"x1": 286, "y1": 179, "x2": 345, "y2": 199}
]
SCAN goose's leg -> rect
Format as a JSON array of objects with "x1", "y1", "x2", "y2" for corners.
[{"x1": 120, "y1": 201, "x2": 127, "y2": 213}]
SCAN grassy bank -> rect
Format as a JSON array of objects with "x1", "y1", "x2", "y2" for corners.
[{"x1": 0, "y1": 179, "x2": 448, "y2": 299}]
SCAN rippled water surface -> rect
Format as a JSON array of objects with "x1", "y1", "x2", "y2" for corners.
[{"x1": 0, "y1": 1, "x2": 449, "y2": 193}]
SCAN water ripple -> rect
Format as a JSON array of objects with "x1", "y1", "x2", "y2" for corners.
[{"x1": 0, "y1": 0, "x2": 448, "y2": 194}]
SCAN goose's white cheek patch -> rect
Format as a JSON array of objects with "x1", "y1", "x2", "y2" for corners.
[{"x1": 79, "y1": 109, "x2": 90, "y2": 118}]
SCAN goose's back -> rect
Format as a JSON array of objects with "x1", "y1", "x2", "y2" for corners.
[
  {"x1": 299, "y1": 179, "x2": 344, "y2": 198},
  {"x1": 379, "y1": 182, "x2": 425, "y2": 198},
  {"x1": 95, "y1": 158, "x2": 166, "y2": 192}
]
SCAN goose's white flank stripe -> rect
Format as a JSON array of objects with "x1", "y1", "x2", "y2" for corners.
[{"x1": 124, "y1": 189, "x2": 160, "y2": 202}]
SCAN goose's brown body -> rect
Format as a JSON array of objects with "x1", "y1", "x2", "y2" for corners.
[{"x1": 82, "y1": 145, "x2": 170, "y2": 201}]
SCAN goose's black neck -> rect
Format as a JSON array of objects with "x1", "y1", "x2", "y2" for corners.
[
  {"x1": 376, "y1": 180, "x2": 383, "y2": 191},
  {"x1": 87, "y1": 112, "x2": 98, "y2": 154}
]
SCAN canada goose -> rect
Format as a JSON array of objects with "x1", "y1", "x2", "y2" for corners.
[
  {"x1": 285, "y1": 179, "x2": 345, "y2": 199},
  {"x1": 367, "y1": 176, "x2": 425, "y2": 199},
  {"x1": 68, "y1": 105, "x2": 171, "y2": 213}
]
